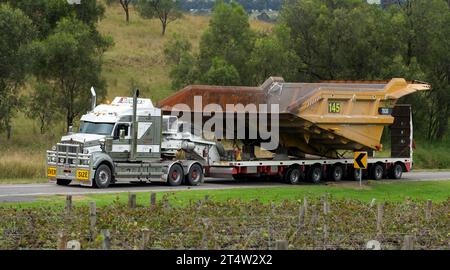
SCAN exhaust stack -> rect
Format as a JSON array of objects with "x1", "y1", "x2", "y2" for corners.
[
  {"x1": 90, "y1": 87, "x2": 97, "y2": 111},
  {"x1": 130, "y1": 89, "x2": 140, "y2": 161}
]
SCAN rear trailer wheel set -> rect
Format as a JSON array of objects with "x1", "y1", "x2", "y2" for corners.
[{"x1": 228, "y1": 161, "x2": 408, "y2": 185}]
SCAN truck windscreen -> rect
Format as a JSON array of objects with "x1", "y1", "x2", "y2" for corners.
[{"x1": 79, "y1": 121, "x2": 114, "y2": 135}]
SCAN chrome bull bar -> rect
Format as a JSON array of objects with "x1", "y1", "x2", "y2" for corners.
[{"x1": 46, "y1": 143, "x2": 93, "y2": 185}]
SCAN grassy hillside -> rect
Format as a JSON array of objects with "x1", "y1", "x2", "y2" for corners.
[{"x1": 99, "y1": 5, "x2": 273, "y2": 101}]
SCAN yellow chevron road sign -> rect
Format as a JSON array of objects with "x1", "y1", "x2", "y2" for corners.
[{"x1": 354, "y1": 152, "x2": 368, "y2": 169}]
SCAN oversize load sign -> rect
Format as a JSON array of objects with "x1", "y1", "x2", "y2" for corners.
[{"x1": 354, "y1": 152, "x2": 368, "y2": 169}]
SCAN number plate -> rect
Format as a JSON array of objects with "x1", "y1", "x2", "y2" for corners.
[
  {"x1": 76, "y1": 169, "x2": 90, "y2": 181},
  {"x1": 47, "y1": 167, "x2": 57, "y2": 177},
  {"x1": 328, "y1": 102, "x2": 341, "y2": 113}
]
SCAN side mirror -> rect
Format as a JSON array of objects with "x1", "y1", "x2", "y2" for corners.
[
  {"x1": 104, "y1": 137, "x2": 113, "y2": 152},
  {"x1": 119, "y1": 129, "x2": 125, "y2": 140}
]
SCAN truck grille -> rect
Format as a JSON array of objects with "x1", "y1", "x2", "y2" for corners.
[
  {"x1": 47, "y1": 142, "x2": 91, "y2": 167},
  {"x1": 58, "y1": 143, "x2": 83, "y2": 153}
]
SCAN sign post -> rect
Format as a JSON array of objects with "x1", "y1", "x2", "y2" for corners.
[{"x1": 354, "y1": 152, "x2": 368, "y2": 187}]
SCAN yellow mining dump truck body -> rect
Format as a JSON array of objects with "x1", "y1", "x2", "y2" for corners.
[{"x1": 159, "y1": 77, "x2": 430, "y2": 158}]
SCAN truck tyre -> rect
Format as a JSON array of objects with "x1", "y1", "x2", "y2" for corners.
[
  {"x1": 286, "y1": 167, "x2": 303, "y2": 184},
  {"x1": 56, "y1": 179, "x2": 71, "y2": 186},
  {"x1": 330, "y1": 165, "x2": 344, "y2": 182},
  {"x1": 186, "y1": 163, "x2": 203, "y2": 186},
  {"x1": 308, "y1": 166, "x2": 322, "y2": 184},
  {"x1": 93, "y1": 164, "x2": 112, "y2": 188},
  {"x1": 167, "y1": 163, "x2": 183, "y2": 186},
  {"x1": 370, "y1": 164, "x2": 384, "y2": 180},
  {"x1": 389, "y1": 164, "x2": 403, "y2": 179}
]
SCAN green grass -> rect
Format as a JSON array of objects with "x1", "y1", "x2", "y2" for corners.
[
  {"x1": 413, "y1": 140, "x2": 450, "y2": 169},
  {"x1": 2, "y1": 180, "x2": 449, "y2": 209},
  {"x1": 0, "y1": 178, "x2": 47, "y2": 184}
]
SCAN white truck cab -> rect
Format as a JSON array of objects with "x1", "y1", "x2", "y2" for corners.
[{"x1": 46, "y1": 90, "x2": 219, "y2": 188}]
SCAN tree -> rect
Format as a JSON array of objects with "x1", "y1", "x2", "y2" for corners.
[
  {"x1": 386, "y1": 0, "x2": 450, "y2": 140},
  {"x1": 32, "y1": 17, "x2": 112, "y2": 132},
  {"x1": 197, "y1": 0, "x2": 255, "y2": 85},
  {"x1": 280, "y1": 0, "x2": 398, "y2": 81},
  {"x1": 3, "y1": 0, "x2": 105, "y2": 38},
  {"x1": 106, "y1": 0, "x2": 132, "y2": 23},
  {"x1": 164, "y1": 33, "x2": 197, "y2": 89},
  {"x1": 136, "y1": 0, "x2": 183, "y2": 35},
  {"x1": 248, "y1": 25, "x2": 299, "y2": 85},
  {"x1": 203, "y1": 57, "x2": 241, "y2": 86},
  {"x1": 168, "y1": 52, "x2": 198, "y2": 89},
  {"x1": 163, "y1": 33, "x2": 192, "y2": 64},
  {"x1": 25, "y1": 83, "x2": 60, "y2": 134},
  {"x1": 0, "y1": 4, "x2": 35, "y2": 139},
  {"x1": 164, "y1": 1, "x2": 256, "y2": 88}
]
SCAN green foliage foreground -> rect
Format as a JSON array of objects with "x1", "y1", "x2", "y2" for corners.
[{"x1": 0, "y1": 192, "x2": 447, "y2": 249}]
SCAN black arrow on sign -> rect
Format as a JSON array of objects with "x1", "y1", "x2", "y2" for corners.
[{"x1": 355, "y1": 153, "x2": 366, "y2": 169}]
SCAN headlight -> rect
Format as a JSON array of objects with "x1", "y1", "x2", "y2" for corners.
[
  {"x1": 59, "y1": 158, "x2": 64, "y2": 163},
  {"x1": 51, "y1": 157, "x2": 57, "y2": 162},
  {"x1": 52, "y1": 145, "x2": 57, "y2": 151}
]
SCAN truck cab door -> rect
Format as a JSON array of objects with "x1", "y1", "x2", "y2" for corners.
[{"x1": 109, "y1": 123, "x2": 131, "y2": 159}]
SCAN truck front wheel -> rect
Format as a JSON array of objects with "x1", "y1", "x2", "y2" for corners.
[
  {"x1": 167, "y1": 163, "x2": 183, "y2": 186},
  {"x1": 56, "y1": 179, "x2": 71, "y2": 186},
  {"x1": 186, "y1": 164, "x2": 203, "y2": 186},
  {"x1": 94, "y1": 164, "x2": 112, "y2": 188}
]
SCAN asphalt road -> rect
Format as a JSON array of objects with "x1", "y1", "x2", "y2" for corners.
[{"x1": 0, "y1": 171, "x2": 449, "y2": 202}]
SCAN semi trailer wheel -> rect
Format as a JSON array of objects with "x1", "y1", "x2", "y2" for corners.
[
  {"x1": 308, "y1": 166, "x2": 322, "y2": 184},
  {"x1": 167, "y1": 163, "x2": 183, "y2": 186},
  {"x1": 186, "y1": 163, "x2": 203, "y2": 186},
  {"x1": 56, "y1": 179, "x2": 72, "y2": 186},
  {"x1": 389, "y1": 164, "x2": 403, "y2": 179},
  {"x1": 371, "y1": 164, "x2": 384, "y2": 180},
  {"x1": 286, "y1": 167, "x2": 303, "y2": 184},
  {"x1": 330, "y1": 165, "x2": 344, "y2": 181},
  {"x1": 93, "y1": 164, "x2": 112, "y2": 188}
]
